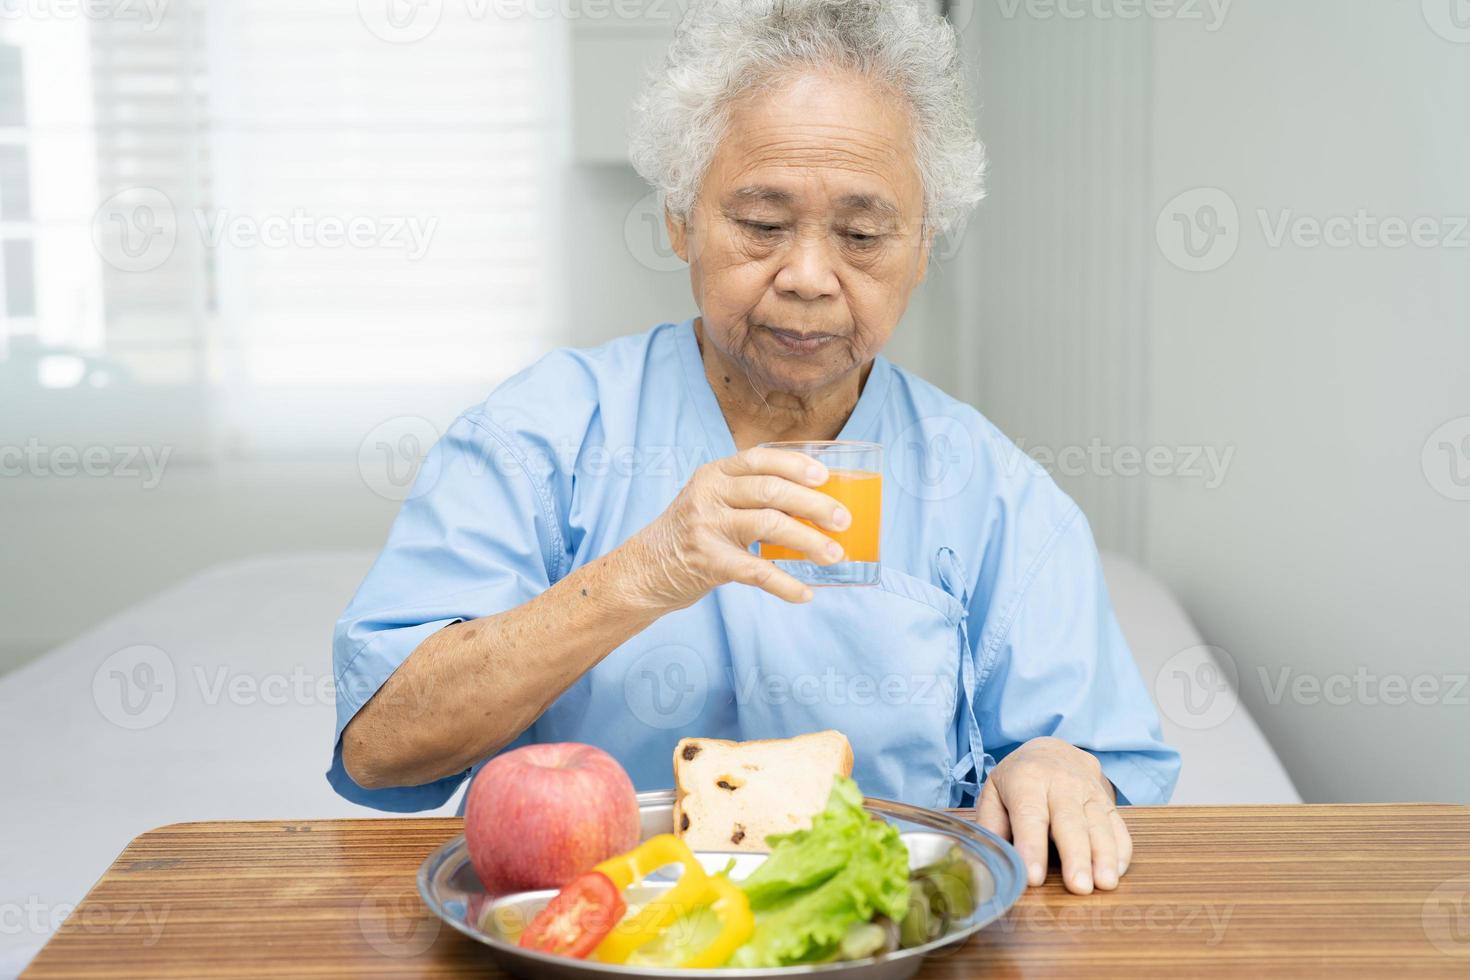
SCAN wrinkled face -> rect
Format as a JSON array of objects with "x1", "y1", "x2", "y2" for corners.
[{"x1": 668, "y1": 70, "x2": 931, "y2": 397}]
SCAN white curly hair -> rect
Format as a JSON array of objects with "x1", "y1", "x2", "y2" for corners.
[{"x1": 627, "y1": 0, "x2": 987, "y2": 242}]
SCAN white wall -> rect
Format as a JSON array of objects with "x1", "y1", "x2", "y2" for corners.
[
  {"x1": 965, "y1": 5, "x2": 1153, "y2": 559},
  {"x1": 1146, "y1": 1, "x2": 1470, "y2": 803},
  {"x1": 966, "y1": 0, "x2": 1469, "y2": 803}
]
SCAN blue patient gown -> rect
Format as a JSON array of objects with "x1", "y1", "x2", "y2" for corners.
[{"x1": 328, "y1": 317, "x2": 1180, "y2": 813}]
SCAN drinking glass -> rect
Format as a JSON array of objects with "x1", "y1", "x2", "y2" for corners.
[{"x1": 757, "y1": 440, "x2": 882, "y2": 586}]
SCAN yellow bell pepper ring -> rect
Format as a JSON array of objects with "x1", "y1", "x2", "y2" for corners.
[
  {"x1": 589, "y1": 834, "x2": 754, "y2": 967},
  {"x1": 679, "y1": 871, "x2": 755, "y2": 969},
  {"x1": 592, "y1": 833, "x2": 698, "y2": 892}
]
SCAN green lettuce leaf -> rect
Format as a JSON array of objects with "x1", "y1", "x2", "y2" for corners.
[{"x1": 728, "y1": 775, "x2": 910, "y2": 968}]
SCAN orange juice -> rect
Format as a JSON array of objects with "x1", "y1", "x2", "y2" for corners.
[{"x1": 759, "y1": 468, "x2": 881, "y2": 563}]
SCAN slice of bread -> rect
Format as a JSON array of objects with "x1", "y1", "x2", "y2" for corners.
[{"x1": 672, "y1": 730, "x2": 854, "y2": 853}]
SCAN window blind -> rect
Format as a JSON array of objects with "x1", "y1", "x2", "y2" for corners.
[{"x1": 1, "y1": 0, "x2": 571, "y2": 455}]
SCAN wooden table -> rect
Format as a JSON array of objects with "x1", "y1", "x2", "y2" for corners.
[{"x1": 22, "y1": 805, "x2": 1470, "y2": 978}]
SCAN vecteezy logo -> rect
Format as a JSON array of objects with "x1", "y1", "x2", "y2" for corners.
[
  {"x1": 93, "y1": 645, "x2": 177, "y2": 730},
  {"x1": 1154, "y1": 644, "x2": 1239, "y2": 730},
  {"x1": 624, "y1": 644, "x2": 707, "y2": 730},
  {"x1": 91, "y1": 187, "x2": 178, "y2": 273},
  {"x1": 357, "y1": 0, "x2": 443, "y2": 43},
  {"x1": 1422, "y1": 875, "x2": 1470, "y2": 957},
  {"x1": 1423, "y1": 416, "x2": 1470, "y2": 501},
  {"x1": 922, "y1": 209, "x2": 976, "y2": 265},
  {"x1": 623, "y1": 191, "x2": 687, "y2": 272},
  {"x1": 890, "y1": 416, "x2": 976, "y2": 502},
  {"x1": 359, "y1": 876, "x2": 440, "y2": 958},
  {"x1": 1156, "y1": 187, "x2": 1241, "y2": 273},
  {"x1": 358, "y1": 416, "x2": 442, "y2": 501},
  {"x1": 1423, "y1": 0, "x2": 1470, "y2": 43}
]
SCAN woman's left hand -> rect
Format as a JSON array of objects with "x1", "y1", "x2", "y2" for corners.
[{"x1": 975, "y1": 736, "x2": 1131, "y2": 895}]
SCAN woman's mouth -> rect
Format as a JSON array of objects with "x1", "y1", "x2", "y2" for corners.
[{"x1": 760, "y1": 324, "x2": 839, "y2": 354}]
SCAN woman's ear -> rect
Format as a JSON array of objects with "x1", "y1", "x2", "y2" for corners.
[{"x1": 665, "y1": 207, "x2": 689, "y2": 262}]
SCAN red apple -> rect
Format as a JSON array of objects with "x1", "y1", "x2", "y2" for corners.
[{"x1": 464, "y1": 742, "x2": 640, "y2": 894}]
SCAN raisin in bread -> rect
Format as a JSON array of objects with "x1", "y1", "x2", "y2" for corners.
[{"x1": 672, "y1": 730, "x2": 854, "y2": 853}]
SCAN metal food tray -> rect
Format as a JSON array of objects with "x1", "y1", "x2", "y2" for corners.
[{"x1": 417, "y1": 789, "x2": 1025, "y2": 979}]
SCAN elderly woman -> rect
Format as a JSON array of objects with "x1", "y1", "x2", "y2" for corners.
[{"x1": 330, "y1": 0, "x2": 1178, "y2": 895}]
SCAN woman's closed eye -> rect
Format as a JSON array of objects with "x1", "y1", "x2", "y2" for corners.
[
  {"x1": 739, "y1": 220, "x2": 784, "y2": 236},
  {"x1": 737, "y1": 220, "x2": 884, "y2": 247}
]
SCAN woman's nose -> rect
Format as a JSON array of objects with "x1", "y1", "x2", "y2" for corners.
[{"x1": 773, "y1": 234, "x2": 840, "y2": 301}]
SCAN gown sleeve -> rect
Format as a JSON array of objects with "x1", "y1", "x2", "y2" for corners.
[
  {"x1": 326, "y1": 410, "x2": 567, "y2": 812},
  {"x1": 971, "y1": 504, "x2": 1182, "y2": 806}
]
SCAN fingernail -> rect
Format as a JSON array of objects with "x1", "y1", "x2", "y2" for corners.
[
  {"x1": 1074, "y1": 871, "x2": 1092, "y2": 892},
  {"x1": 806, "y1": 464, "x2": 826, "y2": 484},
  {"x1": 800, "y1": 587, "x2": 813, "y2": 602},
  {"x1": 826, "y1": 541, "x2": 843, "y2": 561},
  {"x1": 1027, "y1": 863, "x2": 1043, "y2": 885},
  {"x1": 832, "y1": 507, "x2": 850, "y2": 529}
]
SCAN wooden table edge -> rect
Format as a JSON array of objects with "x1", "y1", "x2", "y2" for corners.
[
  {"x1": 81, "y1": 801, "x2": 1470, "y2": 906},
  {"x1": 120, "y1": 801, "x2": 1470, "y2": 841}
]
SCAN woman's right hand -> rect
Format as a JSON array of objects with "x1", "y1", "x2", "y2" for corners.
[
  {"x1": 344, "y1": 447, "x2": 850, "y2": 789},
  {"x1": 622, "y1": 446, "x2": 853, "y2": 610}
]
